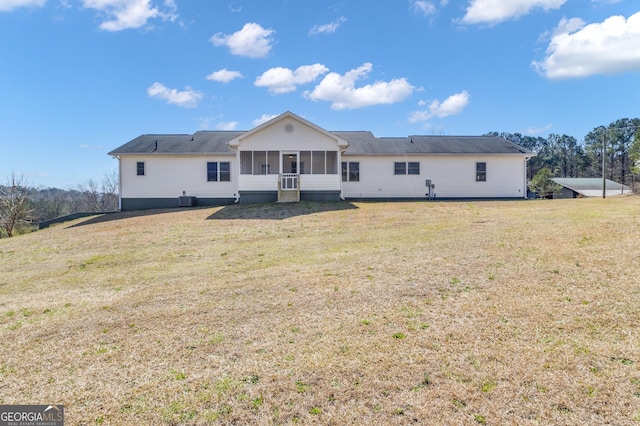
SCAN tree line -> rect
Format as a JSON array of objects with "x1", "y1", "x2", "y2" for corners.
[
  {"x1": 0, "y1": 171, "x2": 118, "y2": 237},
  {"x1": 490, "y1": 117, "x2": 640, "y2": 188}
]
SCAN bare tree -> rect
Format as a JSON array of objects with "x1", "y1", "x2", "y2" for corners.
[
  {"x1": 101, "y1": 169, "x2": 119, "y2": 211},
  {"x1": 77, "y1": 178, "x2": 101, "y2": 212},
  {"x1": 77, "y1": 170, "x2": 119, "y2": 212},
  {"x1": 0, "y1": 173, "x2": 34, "y2": 237}
]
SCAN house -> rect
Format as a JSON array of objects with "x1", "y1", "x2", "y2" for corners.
[
  {"x1": 552, "y1": 178, "x2": 631, "y2": 198},
  {"x1": 108, "y1": 111, "x2": 536, "y2": 211}
]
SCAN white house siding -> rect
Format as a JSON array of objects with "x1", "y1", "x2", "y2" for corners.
[
  {"x1": 120, "y1": 155, "x2": 237, "y2": 199},
  {"x1": 341, "y1": 155, "x2": 527, "y2": 199},
  {"x1": 238, "y1": 174, "x2": 279, "y2": 191},
  {"x1": 299, "y1": 175, "x2": 341, "y2": 191}
]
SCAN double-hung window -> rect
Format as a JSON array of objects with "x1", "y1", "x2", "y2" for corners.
[
  {"x1": 207, "y1": 161, "x2": 231, "y2": 182},
  {"x1": 394, "y1": 161, "x2": 420, "y2": 175},
  {"x1": 408, "y1": 162, "x2": 420, "y2": 175},
  {"x1": 476, "y1": 162, "x2": 487, "y2": 182},
  {"x1": 342, "y1": 162, "x2": 359, "y2": 182},
  {"x1": 136, "y1": 162, "x2": 145, "y2": 176},
  {"x1": 207, "y1": 162, "x2": 218, "y2": 181},
  {"x1": 219, "y1": 162, "x2": 230, "y2": 181}
]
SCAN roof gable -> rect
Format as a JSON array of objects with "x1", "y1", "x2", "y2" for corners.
[{"x1": 227, "y1": 111, "x2": 348, "y2": 149}]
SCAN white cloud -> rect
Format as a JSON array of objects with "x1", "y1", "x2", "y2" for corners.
[
  {"x1": 309, "y1": 17, "x2": 346, "y2": 35},
  {"x1": 460, "y1": 0, "x2": 567, "y2": 25},
  {"x1": 252, "y1": 114, "x2": 278, "y2": 126},
  {"x1": 411, "y1": 1, "x2": 450, "y2": 17},
  {"x1": 408, "y1": 90, "x2": 470, "y2": 122},
  {"x1": 216, "y1": 121, "x2": 238, "y2": 130},
  {"x1": 552, "y1": 16, "x2": 585, "y2": 36},
  {"x1": 147, "y1": 82, "x2": 203, "y2": 108},
  {"x1": 525, "y1": 123, "x2": 553, "y2": 135},
  {"x1": 0, "y1": 0, "x2": 45, "y2": 12},
  {"x1": 210, "y1": 22, "x2": 274, "y2": 58},
  {"x1": 411, "y1": 1, "x2": 436, "y2": 16},
  {"x1": 206, "y1": 68, "x2": 243, "y2": 83},
  {"x1": 255, "y1": 64, "x2": 329, "y2": 94},
  {"x1": 304, "y1": 63, "x2": 414, "y2": 110},
  {"x1": 533, "y1": 12, "x2": 640, "y2": 79},
  {"x1": 81, "y1": 0, "x2": 177, "y2": 31}
]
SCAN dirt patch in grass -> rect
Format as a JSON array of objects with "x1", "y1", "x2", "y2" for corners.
[{"x1": 1, "y1": 197, "x2": 640, "y2": 424}]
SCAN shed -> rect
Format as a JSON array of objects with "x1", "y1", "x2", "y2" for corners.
[{"x1": 552, "y1": 178, "x2": 631, "y2": 198}]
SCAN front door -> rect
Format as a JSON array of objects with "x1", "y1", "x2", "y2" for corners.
[
  {"x1": 281, "y1": 152, "x2": 299, "y2": 192},
  {"x1": 282, "y1": 152, "x2": 298, "y2": 174}
]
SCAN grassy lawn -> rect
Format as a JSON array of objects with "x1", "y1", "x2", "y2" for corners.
[{"x1": 1, "y1": 197, "x2": 640, "y2": 425}]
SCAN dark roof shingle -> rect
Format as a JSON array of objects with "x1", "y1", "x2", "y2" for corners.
[
  {"x1": 108, "y1": 131, "x2": 243, "y2": 155},
  {"x1": 334, "y1": 133, "x2": 533, "y2": 155},
  {"x1": 109, "y1": 130, "x2": 534, "y2": 156}
]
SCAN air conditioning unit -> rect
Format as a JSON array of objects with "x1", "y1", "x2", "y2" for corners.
[{"x1": 178, "y1": 196, "x2": 196, "y2": 207}]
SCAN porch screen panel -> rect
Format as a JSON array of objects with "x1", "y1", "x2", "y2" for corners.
[
  {"x1": 312, "y1": 151, "x2": 325, "y2": 174},
  {"x1": 254, "y1": 151, "x2": 267, "y2": 175},
  {"x1": 300, "y1": 151, "x2": 311, "y2": 174},
  {"x1": 267, "y1": 151, "x2": 279, "y2": 174},
  {"x1": 326, "y1": 151, "x2": 338, "y2": 174},
  {"x1": 240, "y1": 151, "x2": 252, "y2": 174}
]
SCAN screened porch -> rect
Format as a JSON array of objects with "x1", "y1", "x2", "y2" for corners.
[{"x1": 237, "y1": 150, "x2": 342, "y2": 201}]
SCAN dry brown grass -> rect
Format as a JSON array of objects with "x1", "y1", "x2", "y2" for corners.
[{"x1": 1, "y1": 197, "x2": 640, "y2": 425}]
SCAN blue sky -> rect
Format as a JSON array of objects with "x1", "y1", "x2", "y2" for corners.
[{"x1": 1, "y1": 0, "x2": 639, "y2": 188}]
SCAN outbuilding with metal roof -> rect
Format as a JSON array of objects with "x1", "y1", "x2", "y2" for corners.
[{"x1": 552, "y1": 178, "x2": 631, "y2": 198}]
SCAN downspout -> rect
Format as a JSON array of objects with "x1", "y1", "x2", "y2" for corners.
[
  {"x1": 234, "y1": 150, "x2": 241, "y2": 203},
  {"x1": 228, "y1": 143, "x2": 241, "y2": 203},
  {"x1": 119, "y1": 156, "x2": 123, "y2": 209},
  {"x1": 339, "y1": 146, "x2": 347, "y2": 200},
  {"x1": 524, "y1": 156, "x2": 531, "y2": 199},
  {"x1": 234, "y1": 149, "x2": 240, "y2": 203}
]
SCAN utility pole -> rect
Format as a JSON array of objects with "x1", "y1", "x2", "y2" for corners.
[{"x1": 602, "y1": 129, "x2": 606, "y2": 199}]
